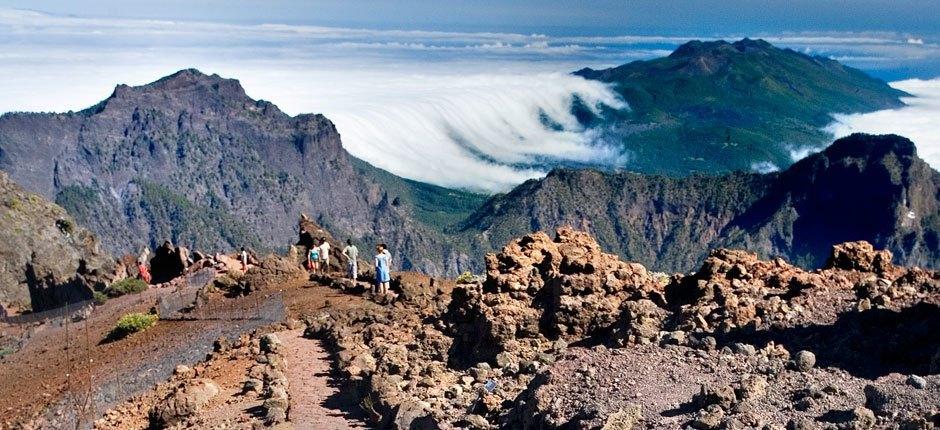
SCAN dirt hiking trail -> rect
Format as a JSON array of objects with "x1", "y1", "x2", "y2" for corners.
[{"x1": 280, "y1": 328, "x2": 369, "y2": 429}]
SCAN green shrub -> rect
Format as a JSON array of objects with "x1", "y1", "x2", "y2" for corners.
[
  {"x1": 5, "y1": 198, "x2": 22, "y2": 211},
  {"x1": 455, "y1": 271, "x2": 475, "y2": 284},
  {"x1": 0, "y1": 346, "x2": 15, "y2": 358},
  {"x1": 213, "y1": 275, "x2": 238, "y2": 291},
  {"x1": 92, "y1": 291, "x2": 108, "y2": 305},
  {"x1": 110, "y1": 312, "x2": 157, "y2": 339},
  {"x1": 105, "y1": 278, "x2": 148, "y2": 297}
]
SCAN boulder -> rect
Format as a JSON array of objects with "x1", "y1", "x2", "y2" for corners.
[
  {"x1": 614, "y1": 299, "x2": 667, "y2": 344},
  {"x1": 239, "y1": 255, "x2": 305, "y2": 291},
  {"x1": 825, "y1": 241, "x2": 894, "y2": 273},
  {"x1": 215, "y1": 253, "x2": 243, "y2": 273},
  {"x1": 601, "y1": 405, "x2": 642, "y2": 430},
  {"x1": 737, "y1": 375, "x2": 768, "y2": 400},
  {"x1": 694, "y1": 383, "x2": 737, "y2": 410},
  {"x1": 260, "y1": 333, "x2": 282, "y2": 354},
  {"x1": 691, "y1": 404, "x2": 724, "y2": 429},
  {"x1": 173, "y1": 365, "x2": 194, "y2": 378},
  {"x1": 149, "y1": 378, "x2": 220, "y2": 427},
  {"x1": 393, "y1": 399, "x2": 439, "y2": 430},
  {"x1": 150, "y1": 241, "x2": 189, "y2": 284},
  {"x1": 850, "y1": 407, "x2": 876, "y2": 429},
  {"x1": 794, "y1": 350, "x2": 816, "y2": 372}
]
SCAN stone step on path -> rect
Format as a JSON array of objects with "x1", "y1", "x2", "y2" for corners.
[{"x1": 279, "y1": 329, "x2": 370, "y2": 429}]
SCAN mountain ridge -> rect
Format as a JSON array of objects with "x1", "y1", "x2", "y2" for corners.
[
  {"x1": 0, "y1": 68, "x2": 476, "y2": 275},
  {"x1": 0, "y1": 40, "x2": 934, "y2": 277},
  {"x1": 460, "y1": 133, "x2": 939, "y2": 271}
]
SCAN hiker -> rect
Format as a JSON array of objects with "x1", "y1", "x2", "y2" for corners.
[
  {"x1": 240, "y1": 247, "x2": 249, "y2": 272},
  {"x1": 308, "y1": 244, "x2": 320, "y2": 273},
  {"x1": 319, "y1": 237, "x2": 331, "y2": 272},
  {"x1": 137, "y1": 261, "x2": 152, "y2": 284},
  {"x1": 374, "y1": 243, "x2": 391, "y2": 296},
  {"x1": 341, "y1": 239, "x2": 359, "y2": 280}
]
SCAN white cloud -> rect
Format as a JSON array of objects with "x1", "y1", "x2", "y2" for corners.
[
  {"x1": 787, "y1": 145, "x2": 824, "y2": 161},
  {"x1": 825, "y1": 78, "x2": 940, "y2": 170},
  {"x1": 249, "y1": 70, "x2": 627, "y2": 192},
  {"x1": 750, "y1": 161, "x2": 780, "y2": 174}
]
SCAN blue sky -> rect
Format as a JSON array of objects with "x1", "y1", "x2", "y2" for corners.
[{"x1": 2, "y1": 0, "x2": 938, "y2": 35}]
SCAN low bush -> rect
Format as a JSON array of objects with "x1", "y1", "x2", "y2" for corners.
[
  {"x1": 109, "y1": 312, "x2": 158, "y2": 339},
  {"x1": 0, "y1": 346, "x2": 15, "y2": 358},
  {"x1": 92, "y1": 290, "x2": 108, "y2": 305},
  {"x1": 5, "y1": 197, "x2": 22, "y2": 211},
  {"x1": 455, "y1": 271, "x2": 476, "y2": 284},
  {"x1": 105, "y1": 278, "x2": 148, "y2": 297}
]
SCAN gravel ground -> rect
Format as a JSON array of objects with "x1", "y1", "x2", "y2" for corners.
[
  {"x1": 514, "y1": 344, "x2": 939, "y2": 429},
  {"x1": 280, "y1": 328, "x2": 370, "y2": 429}
]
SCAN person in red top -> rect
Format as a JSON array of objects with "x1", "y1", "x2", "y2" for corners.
[{"x1": 137, "y1": 262, "x2": 152, "y2": 284}]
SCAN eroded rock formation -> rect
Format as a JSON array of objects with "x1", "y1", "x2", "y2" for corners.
[{"x1": 306, "y1": 227, "x2": 939, "y2": 429}]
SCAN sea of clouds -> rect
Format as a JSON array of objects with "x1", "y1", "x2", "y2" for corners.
[
  {"x1": 826, "y1": 78, "x2": 940, "y2": 170},
  {"x1": 1, "y1": 8, "x2": 938, "y2": 191}
]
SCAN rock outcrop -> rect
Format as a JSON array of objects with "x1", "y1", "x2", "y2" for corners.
[
  {"x1": 306, "y1": 227, "x2": 939, "y2": 429},
  {"x1": 445, "y1": 227, "x2": 662, "y2": 366},
  {"x1": 149, "y1": 241, "x2": 190, "y2": 284},
  {"x1": 0, "y1": 171, "x2": 117, "y2": 312}
]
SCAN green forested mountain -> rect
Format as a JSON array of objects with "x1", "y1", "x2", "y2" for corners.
[{"x1": 575, "y1": 38, "x2": 907, "y2": 174}]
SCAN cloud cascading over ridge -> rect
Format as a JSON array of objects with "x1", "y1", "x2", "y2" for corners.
[
  {"x1": 0, "y1": 8, "x2": 635, "y2": 192},
  {"x1": 287, "y1": 72, "x2": 627, "y2": 191},
  {"x1": 826, "y1": 78, "x2": 940, "y2": 171},
  {"x1": 1, "y1": 8, "x2": 939, "y2": 191}
]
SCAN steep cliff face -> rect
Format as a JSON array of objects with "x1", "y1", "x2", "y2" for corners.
[
  {"x1": 0, "y1": 69, "x2": 471, "y2": 275},
  {"x1": 0, "y1": 172, "x2": 115, "y2": 312},
  {"x1": 462, "y1": 134, "x2": 940, "y2": 271},
  {"x1": 724, "y1": 134, "x2": 940, "y2": 268},
  {"x1": 461, "y1": 170, "x2": 773, "y2": 272}
]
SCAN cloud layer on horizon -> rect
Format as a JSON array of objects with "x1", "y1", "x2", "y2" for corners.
[
  {"x1": 826, "y1": 78, "x2": 940, "y2": 171},
  {"x1": 1, "y1": 8, "x2": 939, "y2": 191}
]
